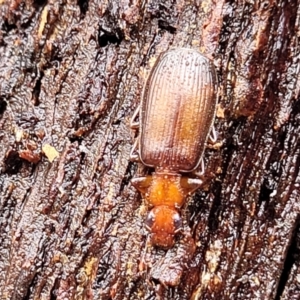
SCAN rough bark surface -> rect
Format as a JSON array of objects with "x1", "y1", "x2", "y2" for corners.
[{"x1": 0, "y1": 0, "x2": 299, "y2": 300}]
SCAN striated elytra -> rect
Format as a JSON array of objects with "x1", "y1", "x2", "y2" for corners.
[{"x1": 131, "y1": 48, "x2": 217, "y2": 248}]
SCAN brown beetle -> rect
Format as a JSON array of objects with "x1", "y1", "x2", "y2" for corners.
[{"x1": 131, "y1": 48, "x2": 217, "y2": 248}]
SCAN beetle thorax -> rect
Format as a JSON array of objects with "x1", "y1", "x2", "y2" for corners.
[{"x1": 145, "y1": 172, "x2": 185, "y2": 209}]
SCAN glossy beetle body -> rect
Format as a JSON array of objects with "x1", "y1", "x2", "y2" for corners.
[{"x1": 131, "y1": 48, "x2": 217, "y2": 248}]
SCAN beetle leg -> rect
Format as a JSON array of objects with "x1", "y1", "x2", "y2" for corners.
[
  {"x1": 180, "y1": 177, "x2": 203, "y2": 195},
  {"x1": 131, "y1": 175, "x2": 152, "y2": 194},
  {"x1": 193, "y1": 157, "x2": 205, "y2": 178},
  {"x1": 130, "y1": 138, "x2": 141, "y2": 162},
  {"x1": 130, "y1": 105, "x2": 140, "y2": 129},
  {"x1": 208, "y1": 125, "x2": 217, "y2": 144}
]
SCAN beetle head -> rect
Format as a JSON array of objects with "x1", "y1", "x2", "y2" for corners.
[{"x1": 145, "y1": 206, "x2": 182, "y2": 249}]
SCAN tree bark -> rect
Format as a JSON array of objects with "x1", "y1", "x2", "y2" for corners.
[{"x1": 0, "y1": 0, "x2": 299, "y2": 299}]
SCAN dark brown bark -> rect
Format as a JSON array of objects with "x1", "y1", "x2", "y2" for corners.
[{"x1": 0, "y1": 0, "x2": 299, "y2": 299}]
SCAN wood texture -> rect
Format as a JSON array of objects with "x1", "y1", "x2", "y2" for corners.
[{"x1": 0, "y1": 0, "x2": 299, "y2": 299}]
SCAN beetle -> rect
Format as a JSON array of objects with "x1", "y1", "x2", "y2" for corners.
[{"x1": 130, "y1": 48, "x2": 217, "y2": 248}]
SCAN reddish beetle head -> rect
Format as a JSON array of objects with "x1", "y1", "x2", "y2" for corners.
[{"x1": 145, "y1": 206, "x2": 182, "y2": 249}]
